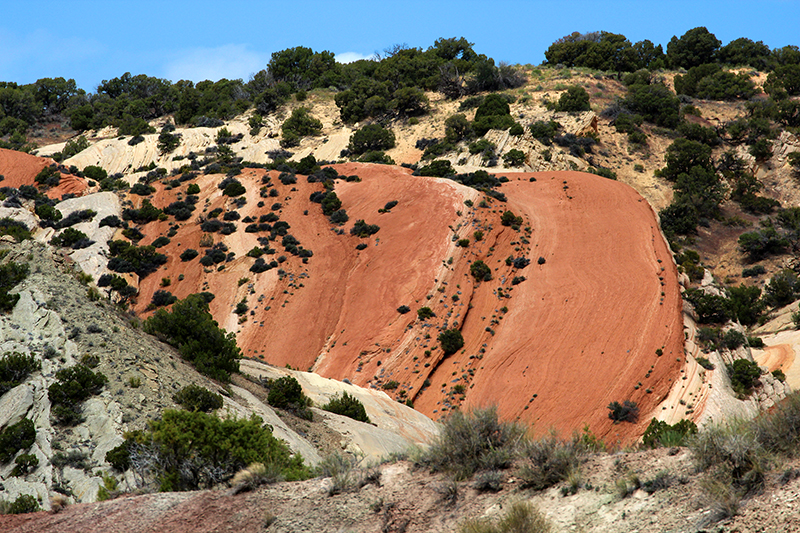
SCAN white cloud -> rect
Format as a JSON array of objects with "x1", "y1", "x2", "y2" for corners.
[
  {"x1": 335, "y1": 51, "x2": 373, "y2": 64},
  {"x1": 163, "y1": 44, "x2": 268, "y2": 83}
]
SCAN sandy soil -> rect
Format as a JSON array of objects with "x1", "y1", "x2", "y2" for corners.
[{"x1": 4, "y1": 452, "x2": 800, "y2": 533}]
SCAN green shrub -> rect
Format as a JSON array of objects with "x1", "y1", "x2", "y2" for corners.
[
  {"x1": 144, "y1": 294, "x2": 241, "y2": 382},
  {"x1": 727, "y1": 359, "x2": 762, "y2": 397},
  {"x1": 11, "y1": 453, "x2": 39, "y2": 476},
  {"x1": 472, "y1": 94, "x2": 515, "y2": 136},
  {"x1": 382, "y1": 380, "x2": 399, "y2": 390},
  {"x1": 61, "y1": 136, "x2": 90, "y2": 159},
  {"x1": 357, "y1": 150, "x2": 395, "y2": 164},
  {"x1": 445, "y1": 113, "x2": 472, "y2": 141},
  {"x1": 470, "y1": 260, "x2": 491, "y2": 282},
  {"x1": 0, "y1": 352, "x2": 41, "y2": 396},
  {"x1": 148, "y1": 289, "x2": 175, "y2": 307},
  {"x1": 130, "y1": 182, "x2": 155, "y2": 195},
  {"x1": 518, "y1": 434, "x2": 583, "y2": 491},
  {"x1": 438, "y1": 329, "x2": 465, "y2": 355},
  {"x1": 675, "y1": 65, "x2": 755, "y2": 100},
  {"x1": 417, "y1": 159, "x2": 454, "y2": 177},
  {"x1": 320, "y1": 192, "x2": 342, "y2": 216},
  {"x1": 738, "y1": 226, "x2": 789, "y2": 261},
  {"x1": 5, "y1": 494, "x2": 40, "y2": 514},
  {"x1": 727, "y1": 284, "x2": 764, "y2": 327},
  {"x1": 764, "y1": 269, "x2": 800, "y2": 308},
  {"x1": 417, "y1": 307, "x2": 435, "y2": 320},
  {"x1": 350, "y1": 219, "x2": 380, "y2": 238},
  {"x1": 500, "y1": 210, "x2": 523, "y2": 227},
  {"x1": 554, "y1": 85, "x2": 590, "y2": 112},
  {"x1": 529, "y1": 120, "x2": 560, "y2": 145},
  {"x1": 469, "y1": 139, "x2": 495, "y2": 156},
  {"x1": 419, "y1": 406, "x2": 525, "y2": 480},
  {"x1": 133, "y1": 409, "x2": 310, "y2": 491},
  {"x1": 348, "y1": 124, "x2": 395, "y2": 155},
  {"x1": 642, "y1": 418, "x2": 698, "y2": 448},
  {"x1": 157, "y1": 128, "x2": 181, "y2": 154},
  {"x1": 623, "y1": 81, "x2": 681, "y2": 128},
  {"x1": 323, "y1": 392, "x2": 371, "y2": 423},
  {"x1": 50, "y1": 227, "x2": 91, "y2": 249},
  {"x1": 105, "y1": 442, "x2": 132, "y2": 472},
  {"x1": 107, "y1": 240, "x2": 167, "y2": 279},
  {"x1": 180, "y1": 248, "x2": 199, "y2": 261},
  {"x1": 723, "y1": 329, "x2": 746, "y2": 350},
  {"x1": 35, "y1": 203, "x2": 61, "y2": 222},
  {"x1": 34, "y1": 165, "x2": 61, "y2": 187},
  {"x1": 503, "y1": 149, "x2": 526, "y2": 167},
  {"x1": 607, "y1": 400, "x2": 638, "y2": 423},
  {"x1": 123, "y1": 200, "x2": 162, "y2": 224},
  {"x1": 48, "y1": 364, "x2": 108, "y2": 425},
  {"x1": 173, "y1": 384, "x2": 224, "y2": 412},
  {"x1": 696, "y1": 357, "x2": 715, "y2": 370},
  {"x1": 0, "y1": 218, "x2": 32, "y2": 242},
  {"x1": 281, "y1": 107, "x2": 322, "y2": 147},
  {"x1": 683, "y1": 288, "x2": 731, "y2": 324},
  {"x1": 0, "y1": 418, "x2": 36, "y2": 463},
  {"x1": 223, "y1": 180, "x2": 246, "y2": 197},
  {"x1": 588, "y1": 166, "x2": 617, "y2": 180},
  {"x1": 267, "y1": 376, "x2": 310, "y2": 411}
]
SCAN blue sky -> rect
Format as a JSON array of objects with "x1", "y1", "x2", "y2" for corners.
[{"x1": 2, "y1": 0, "x2": 799, "y2": 92}]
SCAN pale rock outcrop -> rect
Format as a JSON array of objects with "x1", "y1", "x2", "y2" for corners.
[
  {"x1": 44, "y1": 192, "x2": 122, "y2": 282},
  {"x1": 0, "y1": 207, "x2": 38, "y2": 232},
  {"x1": 239, "y1": 359, "x2": 439, "y2": 450}
]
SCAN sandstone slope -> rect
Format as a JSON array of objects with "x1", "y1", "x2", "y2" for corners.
[
  {"x1": 123, "y1": 164, "x2": 683, "y2": 444},
  {"x1": 0, "y1": 148, "x2": 87, "y2": 199}
]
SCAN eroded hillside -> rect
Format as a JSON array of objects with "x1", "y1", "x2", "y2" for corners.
[{"x1": 87, "y1": 160, "x2": 681, "y2": 444}]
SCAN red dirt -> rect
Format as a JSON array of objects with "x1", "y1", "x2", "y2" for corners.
[
  {"x1": 0, "y1": 147, "x2": 87, "y2": 198},
  {"x1": 132, "y1": 165, "x2": 683, "y2": 444}
]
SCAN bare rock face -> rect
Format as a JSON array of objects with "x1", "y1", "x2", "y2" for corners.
[{"x1": 46, "y1": 192, "x2": 122, "y2": 283}]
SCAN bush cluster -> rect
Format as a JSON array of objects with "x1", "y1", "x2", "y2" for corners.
[
  {"x1": 0, "y1": 352, "x2": 41, "y2": 396},
  {"x1": 438, "y1": 329, "x2": 465, "y2": 355},
  {"x1": 281, "y1": 107, "x2": 323, "y2": 147},
  {"x1": 107, "y1": 240, "x2": 167, "y2": 278},
  {"x1": 127, "y1": 410, "x2": 310, "y2": 491},
  {"x1": 607, "y1": 400, "x2": 639, "y2": 423},
  {"x1": 173, "y1": 384, "x2": 224, "y2": 412},
  {"x1": 470, "y1": 260, "x2": 491, "y2": 282},
  {"x1": 0, "y1": 261, "x2": 29, "y2": 313},
  {"x1": 0, "y1": 418, "x2": 36, "y2": 463},
  {"x1": 642, "y1": 418, "x2": 698, "y2": 448},
  {"x1": 322, "y1": 391, "x2": 371, "y2": 423},
  {"x1": 47, "y1": 364, "x2": 108, "y2": 425},
  {"x1": 418, "y1": 407, "x2": 525, "y2": 480},
  {"x1": 144, "y1": 294, "x2": 241, "y2": 382},
  {"x1": 266, "y1": 376, "x2": 312, "y2": 420},
  {"x1": 0, "y1": 218, "x2": 32, "y2": 242}
]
